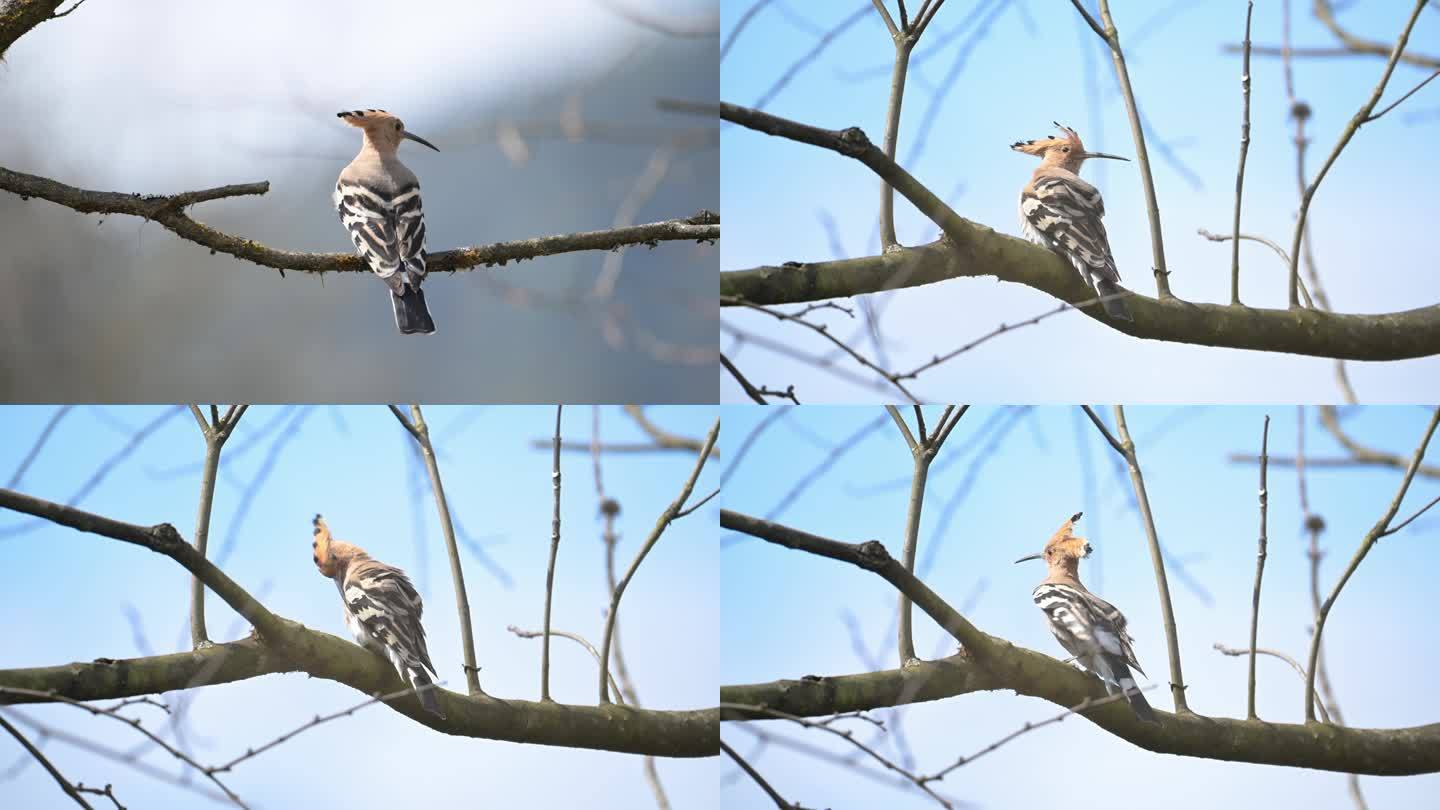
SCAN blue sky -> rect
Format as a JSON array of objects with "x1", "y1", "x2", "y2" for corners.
[
  {"x1": 0, "y1": 405, "x2": 719, "y2": 809},
  {"x1": 720, "y1": 405, "x2": 1440, "y2": 809},
  {"x1": 720, "y1": 1, "x2": 1440, "y2": 402}
]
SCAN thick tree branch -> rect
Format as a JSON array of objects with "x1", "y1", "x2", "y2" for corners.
[
  {"x1": 0, "y1": 167, "x2": 717, "y2": 275},
  {"x1": 0, "y1": 0, "x2": 68, "y2": 59},
  {"x1": 0, "y1": 489, "x2": 716, "y2": 757},
  {"x1": 722, "y1": 241, "x2": 1440, "y2": 361},
  {"x1": 719, "y1": 510, "x2": 1440, "y2": 776},
  {"x1": 0, "y1": 630, "x2": 717, "y2": 757},
  {"x1": 719, "y1": 102, "x2": 1440, "y2": 361}
]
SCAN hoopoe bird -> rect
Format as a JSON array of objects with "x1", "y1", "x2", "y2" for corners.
[
  {"x1": 311, "y1": 514, "x2": 446, "y2": 718},
  {"x1": 1011, "y1": 122, "x2": 1133, "y2": 321},
  {"x1": 1015, "y1": 511, "x2": 1157, "y2": 722},
  {"x1": 335, "y1": 109, "x2": 441, "y2": 335}
]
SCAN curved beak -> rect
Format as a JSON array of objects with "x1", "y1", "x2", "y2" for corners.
[
  {"x1": 1079, "y1": 150, "x2": 1128, "y2": 162},
  {"x1": 1014, "y1": 552, "x2": 1043, "y2": 564},
  {"x1": 403, "y1": 131, "x2": 441, "y2": 152}
]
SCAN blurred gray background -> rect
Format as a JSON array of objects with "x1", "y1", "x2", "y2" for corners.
[{"x1": 0, "y1": 0, "x2": 718, "y2": 402}]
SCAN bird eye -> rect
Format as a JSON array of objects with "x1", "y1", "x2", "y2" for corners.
[
  {"x1": 1062, "y1": 146, "x2": 1070, "y2": 153},
  {"x1": 395, "y1": 121, "x2": 403, "y2": 131}
]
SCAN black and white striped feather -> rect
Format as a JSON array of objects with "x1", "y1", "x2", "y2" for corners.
[
  {"x1": 339, "y1": 561, "x2": 444, "y2": 717},
  {"x1": 333, "y1": 175, "x2": 428, "y2": 295},
  {"x1": 1033, "y1": 582, "x2": 1155, "y2": 721},
  {"x1": 1019, "y1": 171, "x2": 1131, "y2": 320}
]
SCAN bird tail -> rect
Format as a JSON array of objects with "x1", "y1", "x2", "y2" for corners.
[
  {"x1": 409, "y1": 668, "x2": 445, "y2": 718},
  {"x1": 1101, "y1": 656, "x2": 1156, "y2": 722},
  {"x1": 1094, "y1": 278, "x2": 1133, "y2": 321},
  {"x1": 391, "y1": 288, "x2": 436, "y2": 335}
]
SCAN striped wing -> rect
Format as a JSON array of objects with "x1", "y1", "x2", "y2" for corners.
[
  {"x1": 1019, "y1": 173, "x2": 1121, "y2": 285},
  {"x1": 1032, "y1": 583, "x2": 1144, "y2": 675},
  {"x1": 333, "y1": 180, "x2": 428, "y2": 293},
  {"x1": 341, "y1": 562, "x2": 437, "y2": 677}
]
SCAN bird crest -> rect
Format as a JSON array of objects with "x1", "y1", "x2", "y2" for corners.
[
  {"x1": 312, "y1": 514, "x2": 366, "y2": 577},
  {"x1": 1044, "y1": 511, "x2": 1092, "y2": 563},
  {"x1": 337, "y1": 109, "x2": 439, "y2": 153},
  {"x1": 1010, "y1": 121, "x2": 1084, "y2": 158}
]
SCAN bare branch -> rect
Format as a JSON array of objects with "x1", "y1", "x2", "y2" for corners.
[
  {"x1": 0, "y1": 712, "x2": 96, "y2": 809},
  {"x1": 393, "y1": 405, "x2": 483, "y2": 695},
  {"x1": 1096, "y1": 0, "x2": 1171, "y2": 297},
  {"x1": 189, "y1": 405, "x2": 247, "y2": 648},
  {"x1": 721, "y1": 739, "x2": 797, "y2": 810},
  {"x1": 1247, "y1": 414, "x2": 1270, "y2": 720},
  {"x1": 1213, "y1": 643, "x2": 1330, "y2": 724},
  {"x1": 541, "y1": 406, "x2": 563, "y2": 701},
  {"x1": 598, "y1": 418, "x2": 720, "y2": 702},
  {"x1": 1111, "y1": 407, "x2": 1189, "y2": 712},
  {"x1": 0, "y1": 167, "x2": 716, "y2": 276},
  {"x1": 1231, "y1": 3, "x2": 1254, "y2": 305},
  {"x1": 507, "y1": 626, "x2": 624, "y2": 705},
  {"x1": 1287, "y1": 1, "x2": 1429, "y2": 308},
  {"x1": 1304, "y1": 406, "x2": 1440, "y2": 720}
]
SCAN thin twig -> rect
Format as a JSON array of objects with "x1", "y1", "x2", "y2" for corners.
[
  {"x1": 1230, "y1": 2, "x2": 1254, "y2": 305},
  {"x1": 1287, "y1": 0, "x2": 1428, "y2": 308},
  {"x1": 1365, "y1": 68, "x2": 1440, "y2": 123},
  {"x1": 721, "y1": 740, "x2": 795, "y2": 809},
  {"x1": 541, "y1": 405, "x2": 563, "y2": 701},
  {"x1": 919, "y1": 687, "x2": 1152, "y2": 783},
  {"x1": 1304, "y1": 407, "x2": 1440, "y2": 721},
  {"x1": 598, "y1": 418, "x2": 720, "y2": 702},
  {"x1": 394, "y1": 405, "x2": 483, "y2": 695},
  {"x1": 189, "y1": 405, "x2": 247, "y2": 648},
  {"x1": 1111, "y1": 406, "x2": 1188, "y2": 712},
  {"x1": 205, "y1": 683, "x2": 439, "y2": 775},
  {"x1": 1081, "y1": 0, "x2": 1172, "y2": 297},
  {"x1": 721, "y1": 702, "x2": 951, "y2": 808},
  {"x1": 507, "y1": 627, "x2": 624, "y2": 705},
  {"x1": 1246, "y1": 413, "x2": 1269, "y2": 720},
  {"x1": 0, "y1": 687, "x2": 245, "y2": 808},
  {"x1": 0, "y1": 712, "x2": 95, "y2": 808},
  {"x1": 1212, "y1": 643, "x2": 1331, "y2": 724}
]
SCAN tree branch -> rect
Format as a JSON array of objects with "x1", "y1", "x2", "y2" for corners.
[
  {"x1": 1304, "y1": 406, "x2": 1440, "y2": 721},
  {"x1": 598, "y1": 418, "x2": 720, "y2": 703},
  {"x1": 0, "y1": 166, "x2": 717, "y2": 276},
  {"x1": 393, "y1": 405, "x2": 483, "y2": 695},
  {"x1": 188, "y1": 405, "x2": 246, "y2": 648},
  {"x1": 1095, "y1": 0, "x2": 1172, "y2": 298},
  {"x1": 1110, "y1": 406, "x2": 1189, "y2": 712},
  {"x1": 720, "y1": 103, "x2": 1440, "y2": 361},
  {"x1": 0, "y1": 0, "x2": 68, "y2": 59},
  {"x1": 722, "y1": 240, "x2": 1440, "y2": 361},
  {"x1": 541, "y1": 406, "x2": 563, "y2": 701},
  {"x1": 1287, "y1": 0, "x2": 1428, "y2": 308},
  {"x1": 1247, "y1": 414, "x2": 1270, "y2": 720},
  {"x1": 719, "y1": 510, "x2": 1440, "y2": 776},
  {"x1": 0, "y1": 489, "x2": 716, "y2": 757},
  {"x1": 1231, "y1": 2, "x2": 1254, "y2": 305}
]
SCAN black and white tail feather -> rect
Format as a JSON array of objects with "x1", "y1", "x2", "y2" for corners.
[{"x1": 1032, "y1": 582, "x2": 1156, "y2": 722}]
